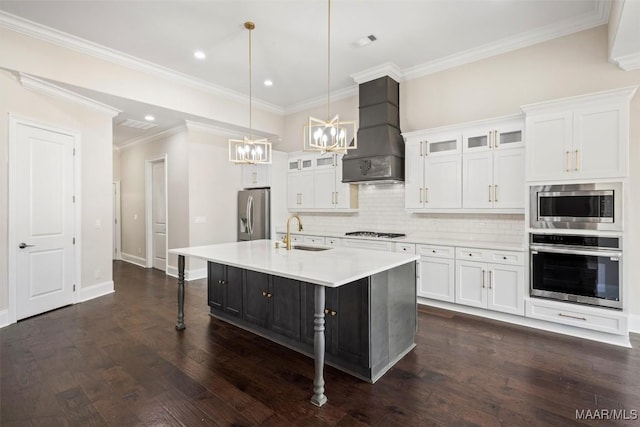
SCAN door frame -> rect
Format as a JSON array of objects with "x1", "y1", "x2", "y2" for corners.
[
  {"x1": 113, "y1": 180, "x2": 122, "y2": 261},
  {"x1": 7, "y1": 114, "x2": 82, "y2": 325},
  {"x1": 144, "y1": 155, "x2": 168, "y2": 270}
]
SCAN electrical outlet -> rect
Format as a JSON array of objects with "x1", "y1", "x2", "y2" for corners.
[{"x1": 95, "y1": 219, "x2": 101, "y2": 229}]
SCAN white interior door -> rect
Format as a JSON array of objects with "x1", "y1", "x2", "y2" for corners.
[
  {"x1": 152, "y1": 161, "x2": 167, "y2": 271},
  {"x1": 12, "y1": 120, "x2": 75, "y2": 320}
]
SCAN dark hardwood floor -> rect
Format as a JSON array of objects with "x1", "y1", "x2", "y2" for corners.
[{"x1": 2, "y1": 261, "x2": 639, "y2": 426}]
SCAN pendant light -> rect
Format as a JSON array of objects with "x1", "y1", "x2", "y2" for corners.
[
  {"x1": 229, "y1": 21, "x2": 272, "y2": 164},
  {"x1": 305, "y1": 0, "x2": 357, "y2": 153}
]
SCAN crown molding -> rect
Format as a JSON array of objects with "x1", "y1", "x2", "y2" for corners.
[
  {"x1": 614, "y1": 52, "x2": 640, "y2": 71},
  {"x1": 0, "y1": 11, "x2": 284, "y2": 116},
  {"x1": 521, "y1": 85, "x2": 639, "y2": 114},
  {"x1": 118, "y1": 124, "x2": 187, "y2": 150},
  {"x1": 283, "y1": 85, "x2": 358, "y2": 115},
  {"x1": 350, "y1": 63, "x2": 403, "y2": 84},
  {"x1": 18, "y1": 73, "x2": 121, "y2": 117},
  {"x1": 403, "y1": 0, "x2": 611, "y2": 81}
]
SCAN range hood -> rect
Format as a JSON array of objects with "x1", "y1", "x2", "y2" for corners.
[{"x1": 342, "y1": 76, "x2": 404, "y2": 184}]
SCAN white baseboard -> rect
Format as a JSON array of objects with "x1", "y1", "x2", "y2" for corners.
[
  {"x1": 78, "y1": 280, "x2": 115, "y2": 302},
  {"x1": 0, "y1": 309, "x2": 9, "y2": 329},
  {"x1": 166, "y1": 266, "x2": 207, "y2": 281},
  {"x1": 629, "y1": 314, "x2": 640, "y2": 334},
  {"x1": 121, "y1": 252, "x2": 147, "y2": 268},
  {"x1": 418, "y1": 298, "x2": 632, "y2": 348}
]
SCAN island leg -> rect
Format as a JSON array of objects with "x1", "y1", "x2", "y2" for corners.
[
  {"x1": 311, "y1": 284, "x2": 328, "y2": 407},
  {"x1": 175, "y1": 255, "x2": 186, "y2": 330}
]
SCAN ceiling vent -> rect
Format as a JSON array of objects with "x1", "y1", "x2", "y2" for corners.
[{"x1": 119, "y1": 118, "x2": 157, "y2": 130}]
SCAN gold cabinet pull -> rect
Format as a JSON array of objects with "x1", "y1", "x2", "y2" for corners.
[
  {"x1": 494, "y1": 185, "x2": 498, "y2": 202},
  {"x1": 420, "y1": 140, "x2": 424, "y2": 156},
  {"x1": 565, "y1": 151, "x2": 570, "y2": 172},
  {"x1": 488, "y1": 132, "x2": 492, "y2": 149},
  {"x1": 488, "y1": 185, "x2": 492, "y2": 202},
  {"x1": 574, "y1": 149, "x2": 579, "y2": 171},
  {"x1": 330, "y1": 310, "x2": 337, "y2": 316},
  {"x1": 419, "y1": 187, "x2": 423, "y2": 203},
  {"x1": 488, "y1": 270, "x2": 493, "y2": 289},
  {"x1": 425, "y1": 187, "x2": 429, "y2": 204},
  {"x1": 262, "y1": 291, "x2": 267, "y2": 297},
  {"x1": 482, "y1": 270, "x2": 486, "y2": 288},
  {"x1": 494, "y1": 130, "x2": 499, "y2": 148}
]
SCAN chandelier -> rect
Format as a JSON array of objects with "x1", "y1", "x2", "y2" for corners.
[
  {"x1": 305, "y1": 0, "x2": 357, "y2": 153},
  {"x1": 229, "y1": 22, "x2": 272, "y2": 164}
]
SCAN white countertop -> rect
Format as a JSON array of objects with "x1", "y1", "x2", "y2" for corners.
[
  {"x1": 274, "y1": 229, "x2": 525, "y2": 251},
  {"x1": 169, "y1": 240, "x2": 419, "y2": 287}
]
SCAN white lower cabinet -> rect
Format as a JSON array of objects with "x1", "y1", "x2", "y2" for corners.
[
  {"x1": 416, "y1": 244, "x2": 455, "y2": 302},
  {"x1": 455, "y1": 249, "x2": 524, "y2": 316},
  {"x1": 526, "y1": 298, "x2": 628, "y2": 335}
]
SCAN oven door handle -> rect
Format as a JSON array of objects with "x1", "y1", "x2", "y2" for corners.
[{"x1": 530, "y1": 245, "x2": 622, "y2": 258}]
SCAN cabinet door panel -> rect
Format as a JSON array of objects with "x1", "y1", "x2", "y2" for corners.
[
  {"x1": 313, "y1": 168, "x2": 335, "y2": 209},
  {"x1": 224, "y1": 266, "x2": 243, "y2": 317},
  {"x1": 418, "y1": 258, "x2": 455, "y2": 302},
  {"x1": 404, "y1": 141, "x2": 424, "y2": 209},
  {"x1": 208, "y1": 262, "x2": 224, "y2": 310},
  {"x1": 455, "y1": 261, "x2": 486, "y2": 308},
  {"x1": 332, "y1": 279, "x2": 369, "y2": 367},
  {"x1": 526, "y1": 112, "x2": 572, "y2": 180},
  {"x1": 424, "y1": 155, "x2": 461, "y2": 208},
  {"x1": 243, "y1": 270, "x2": 270, "y2": 328},
  {"x1": 462, "y1": 152, "x2": 492, "y2": 209},
  {"x1": 493, "y1": 148, "x2": 525, "y2": 210},
  {"x1": 574, "y1": 107, "x2": 625, "y2": 178},
  {"x1": 271, "y1": 276, "x2": 301, "y2": 340},
  {"x1": 488, "y1": 265, "x2": 524, "y2": 316}
]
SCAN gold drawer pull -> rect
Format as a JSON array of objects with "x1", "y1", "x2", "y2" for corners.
[{"x1": 559, "y1": 313, "x2": 586, "y2": 321}]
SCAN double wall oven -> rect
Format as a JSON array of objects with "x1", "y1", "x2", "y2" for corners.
[{"x1": 529, "y1": 183, "x2": 623, "y2": 310}]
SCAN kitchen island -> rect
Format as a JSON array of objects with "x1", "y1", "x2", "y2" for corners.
[{"x1": 169, "y1": 239, "x2": 419, "y2": 407}]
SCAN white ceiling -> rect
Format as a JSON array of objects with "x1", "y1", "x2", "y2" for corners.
[{"x1": 0, "y1": 0, "x2": 610, "y2": 145}]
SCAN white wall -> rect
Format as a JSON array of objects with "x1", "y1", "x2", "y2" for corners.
[
  {"x1": 119, "y1": 129, "x2": 190, "y2": 271},
  {"x1": 186, "y1": 125, "x2": 243, "y2": 272},
  {"x1": 0, "y1": 69, "x2": 114, "y2": 311}
]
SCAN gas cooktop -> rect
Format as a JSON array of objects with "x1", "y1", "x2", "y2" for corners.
[{"x1": 345, "y1": 231, "x2": 406, "y2": 239}]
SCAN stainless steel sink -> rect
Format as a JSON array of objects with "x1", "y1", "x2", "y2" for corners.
[{"x1": 292, "y1": 245, "x2": 332, "y2": 252}]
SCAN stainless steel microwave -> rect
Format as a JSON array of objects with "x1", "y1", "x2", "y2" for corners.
[{"x1": 530, "y1": 182, "x2": 622, "y2": 231}]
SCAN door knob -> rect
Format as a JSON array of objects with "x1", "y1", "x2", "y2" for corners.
[{"x1": 19, "y1": 243, "x2": 35, "y2": 249}]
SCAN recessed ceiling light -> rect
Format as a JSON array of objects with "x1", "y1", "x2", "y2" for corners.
[
  {"x1": 354, "y1": 34, "x2": 377, "y2": 47},
  {"x1": 264, "y1": 79, "x2": 273, "y2": 87},
  {"x1": 194, "y1": 50, "x2": 206, "y2": 60},
  {"x1": 144, "y1": 115, "x2": 155, "y2": 122}
]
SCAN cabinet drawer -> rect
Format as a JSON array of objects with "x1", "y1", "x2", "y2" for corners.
[
  {"x1": 343, "y1": 239, "x2": 393, "y2": 252},
  {"x1": 417, "y1": 244, "x2": 454, "y2": 259},
  {"x1": 276, "y1": 233, "x2": 285, "y2": 241},
  {"x1": 526, "y1": 299, "x2": 628, "y2": 335},
  {"x1": 326, "y1": 237, "x2": 342, "y2": 247},
  {"x1": 456, "y1": 247, "x2": 491, "y2": 262},
  {"x1": 303, "y1": 236, "x2": 326, "y2": 245},
  {"x1": 490, "y1": 250, "x2": 523, "y2": 266},
  {"x1": 395, "y1": 243, "x2": 416, "y2": 254}
]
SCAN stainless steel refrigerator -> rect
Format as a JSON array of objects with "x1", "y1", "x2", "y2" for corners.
[{"x1": 238, "y1": 188, "x2": 270, "y2": 241}]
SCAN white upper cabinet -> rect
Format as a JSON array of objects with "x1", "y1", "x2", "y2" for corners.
[
  {"x1": 523, "y1": 87, "x2": 637, "y2": 181},
  {"x1": 404, "y1": 131, "x2": 462, "y2": 210},
  {"x1": 287, "y1": 152, "x2": 357, "y2": 211},
  {"x1": 242, "y1": 163, "x2": 271, "y2": 188},
  {"x1": 463, "y1": 120, "x2": 523, "y2": 153}
]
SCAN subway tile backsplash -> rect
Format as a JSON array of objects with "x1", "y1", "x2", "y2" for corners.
[{"x1": 295, "y1": 183, "x2": 525, "y2": 240}]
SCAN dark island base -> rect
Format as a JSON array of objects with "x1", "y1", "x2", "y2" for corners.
[{"x1": 206, "y1": 261, "x2": 417, "y2": 384}]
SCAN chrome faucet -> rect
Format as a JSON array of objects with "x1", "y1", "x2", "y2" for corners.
[{"x1": 283, "y1": 213, "x2": 303, "y2": 250}]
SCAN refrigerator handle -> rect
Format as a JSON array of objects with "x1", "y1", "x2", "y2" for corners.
[{"x1": 247, "y1": 195, "x2": 254, "y2": 235}]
